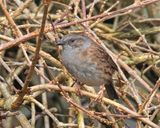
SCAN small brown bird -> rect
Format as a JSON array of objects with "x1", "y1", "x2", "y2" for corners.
[
  {"x1": 58, "y1": 34, "x2": 118, "y2": 99},
  {"x1": 57, "y1": 34, "x2": 137, "y2": 127}
]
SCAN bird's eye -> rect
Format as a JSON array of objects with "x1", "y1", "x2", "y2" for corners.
[
  {"x1": 68, "y1": 39, "x2": 83, "y2": 48},
  {"x1": 70, "y1": 39, "x2": 75, "y2": 43},
  {"x1": 68, "y1": 39, "x2": 75, "y2": 46}
]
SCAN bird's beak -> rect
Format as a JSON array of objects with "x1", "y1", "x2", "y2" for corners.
[{"x1": 56, "y1": 40, "x2": 64, "y2": 52}]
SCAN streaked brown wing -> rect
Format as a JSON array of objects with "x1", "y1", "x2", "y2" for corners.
[{"x1": 89, "y1": 42, "x2": 117, "y2": 71}]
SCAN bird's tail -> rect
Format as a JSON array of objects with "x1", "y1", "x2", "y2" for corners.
[
  {"x1": 105, "y1": 83, "x2": 137, "y2": 128},
  {"x1": 105, "y1": 83, "x2": 119, "y2": 100}
]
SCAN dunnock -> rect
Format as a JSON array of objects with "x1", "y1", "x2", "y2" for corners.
[
  {"x1": 58, "y1": 34, "x2": 118, "y2": 100},
  {"x1": 57, "y1": 34, "x2": 137, "y2": 127}
]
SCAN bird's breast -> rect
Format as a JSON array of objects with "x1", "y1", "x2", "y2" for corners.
[{"x1": 61, "y1": 53, "x2": 107, "y2": 86}]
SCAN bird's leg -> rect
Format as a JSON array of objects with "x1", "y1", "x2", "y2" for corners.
[
  {"x1": 87, "y1": 85, "x2": 105, "y2": 108},
  {"x1": 94, "y1": 84, "x2": 106, "y2": 102},
  {"x1": 74, "y1": 81, "x2": 83, "y2": 96}
]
